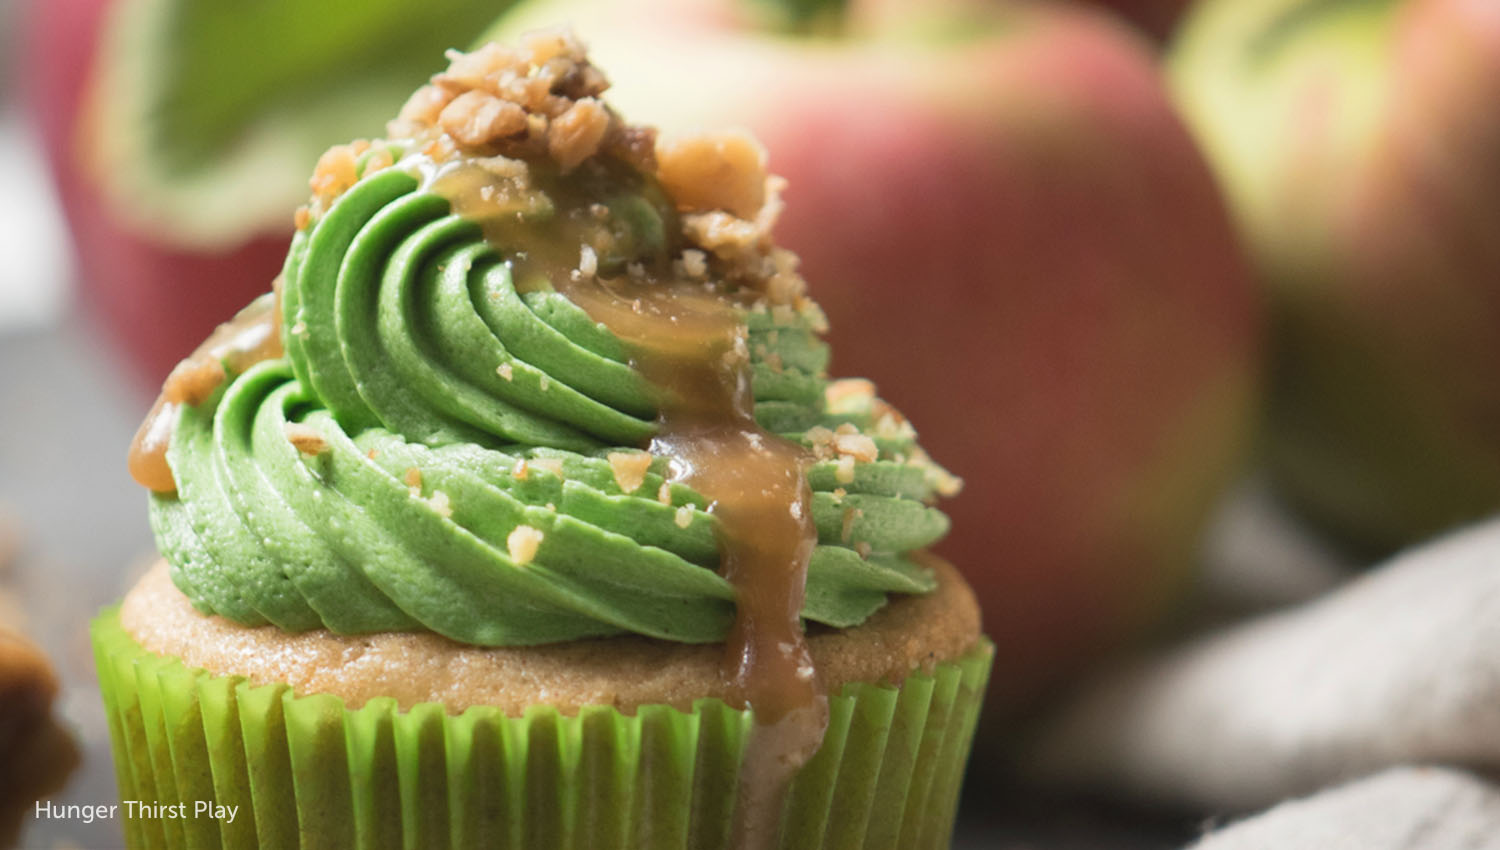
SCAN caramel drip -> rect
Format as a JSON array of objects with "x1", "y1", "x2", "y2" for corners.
[
  {"x1": 128, "y1": 290, "x2": 284, "y2": 493},
  {"x1": 435, "y1": 157, "x2": 829, "y2": 849},
  {"x1": 564, "y1": 276, "x2": 827, "y2": 850}
]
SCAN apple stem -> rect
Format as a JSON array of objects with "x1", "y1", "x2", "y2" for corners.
[{"x1": 747, "y1": 0, "x2": 852, "y2": 35}]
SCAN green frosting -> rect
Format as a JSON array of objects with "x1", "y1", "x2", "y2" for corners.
[{"x1": 150, "y1": 154, "x2": 957, "y2": 645}]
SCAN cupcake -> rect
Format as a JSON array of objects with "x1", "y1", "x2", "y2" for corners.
[{"x1": 99, "y1": 28, "x2": 990, "y2": 850}]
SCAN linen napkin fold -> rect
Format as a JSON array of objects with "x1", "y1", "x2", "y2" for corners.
[
  {"x1": 1191, "y1": 767, "x2": 1500, "y2": 850},
  {"x1": 1026, "y1": 518, "x2": 1500, "y2": 814}
]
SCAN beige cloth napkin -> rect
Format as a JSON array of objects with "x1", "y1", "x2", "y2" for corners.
[
  {"x1": 1026, "y1": 515, "x2": 1500, "y2": 846},
  {"x1": 1192, "y1": 767, "x2": 1500, "y2": 850}
]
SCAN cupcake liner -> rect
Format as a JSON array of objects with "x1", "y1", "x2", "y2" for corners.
[{"x1": 93, "y1": 610, "x2": 991, "y2": 850}]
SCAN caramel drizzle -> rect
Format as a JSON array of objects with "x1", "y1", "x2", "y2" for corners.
[
  {"x1": 561, "y1": 275, "x2": 827, "y2": 850},
  {"x1": 128, "y1": 290, "x2": 283, "y2": 494},
  {"x1": 437, "y1": 157, "x2": 829, "y2": 849}
]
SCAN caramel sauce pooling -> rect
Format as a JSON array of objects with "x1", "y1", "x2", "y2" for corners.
[{"x1": 128, "y1": 290, "x2": 283, "y2": 494}]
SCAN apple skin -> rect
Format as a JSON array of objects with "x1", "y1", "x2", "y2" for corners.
[
  {"x1": 1082, "y1": 0, "x2": 1194, "y2": 40},
  {"x1": 494, "y1": 0, "x2": 1262, "y2": 710},
  {"x1": 20, "y1": 0, "x2": 293, "y2": 389},
  {"x1": 1171, "y1": 0, "x2": 1500, "y2": 556}
]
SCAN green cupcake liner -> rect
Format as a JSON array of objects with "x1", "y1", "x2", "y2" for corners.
[{"x1": 93, "y1": 610, "x2": 991, "y2": 850}]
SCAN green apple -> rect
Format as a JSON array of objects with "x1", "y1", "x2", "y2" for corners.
[{"x1": 1171, "y1": 0, "x2": 1500, "y2": 555}]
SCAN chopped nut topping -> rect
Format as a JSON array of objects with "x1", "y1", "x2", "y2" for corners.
[
  {"x1": 507, "y1": 525, "x2": 544, "y2": 565},
  {"x1": 440, "y1": 91, "x2": 528, "y2": 148},
  {"x1": 656, "y1": 130, "x2": 767, "y2": 220},
  {"x1": 826, "y1": 379, "x2": 876, "y2": 414},
  {"x1": 404, "y1": 467, "x2": 422, "y2": 496},
  {"x1": 678, "y1": 249, "x2": 708, "y2": 279},
  {"x1": 834, "y1": 432, "x2": 878, "y2": 464},
  {"x1": 608, "y1": 451, "x2": 652, "y2": 494},
  {"x1": 283, "y1": 423, "x2": 327, "y2": 456},
  {"x1": 497, "y1": 362, "x2": 514, "y2": 381},
  {"x1": 674, "y1": 504, "x2": 694, "y2": 528},
  {"x1": 805, "y1": 426, "x2": 837, "y2": 461},
  {"x1": 835, "y1": 454, "x2": 856, "y2": 484},
  {"x1": 309, "y1": 143, "x2": 360, "y2": 205},
  {"x1": 575, "y1": 244, "x2": 599, "y2": 281},
  {"x1": 548, "y1": 98, "x2": 611, "y2": 171},
  {"x1": 531, "y1": 457, "x2": 566, "y2": 478},
  {"x1": 657, "y1": 483, "x2": 672, "y2": 505},
  {"x1": 386, "y1": 27, "x2": 620, "y2": 172},
  {"x1": 512, "y1": 459, "x2": 530, "y2": 480},
  {"x1": 426, "y1": 490, "x2": 453, "y2": 518}
]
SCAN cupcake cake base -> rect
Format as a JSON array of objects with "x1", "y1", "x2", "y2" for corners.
[{"x1": 95, "y1": 558, "x2": 990, "y2": 849}]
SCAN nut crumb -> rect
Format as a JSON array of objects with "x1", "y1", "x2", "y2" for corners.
[
  {"x1": 835, "y1": 454, "x2": 856, "y2": 484},
  {"x1": 674, "y1": 504, "x2": 694, "y2": 528},
  {"x1": 657, "y1": 483, "x2": 672, "y2": 505},
  {"x1": 497, "y1": 363, "x2": 514, "y2": 381},
  {"x1": 283, "y1": 423, "x2": 327, "y2": 456},
  {"x1": 826, "y1": 379, "x2": 876, "y2": 414},
  {"x1": 425, "y1": 490, "x2": 453, "y2": 518},
  {"x1": 531, "y1": 457, "x2": 566, "y2": 478},
  {"x1": 834, "y1": 432, "x2": 878, "y2": 464},
  {"x1": 507, "y1": 525, "x2": 544, "y2": 566},
  {"x1": 608, "y1": 451, "x2": 652, "y2": 494}
]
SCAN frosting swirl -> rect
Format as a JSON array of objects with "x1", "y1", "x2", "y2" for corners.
[
  {"x1": 141, "y1": 32, "x2": 960, "y2": 648},
  {"x1": 148, "y1": 157, "x2": 955, "y2": 645}
]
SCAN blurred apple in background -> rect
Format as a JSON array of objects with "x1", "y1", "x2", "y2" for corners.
[
  {"x1": 490, "y1": 0, "x2": 1262, "y2": 713},
  {"x1": 1171, "y1": 0, "x2": 1500, "y2": 556},
  {"x1": 21, "y1": 0, "x2": 505, "y2": 386},
  {"x1": 1084, "y1": 0, "x2": 1194, "y2": 40}
]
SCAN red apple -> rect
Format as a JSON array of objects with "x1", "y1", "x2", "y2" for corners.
[
  {"x1": 21, "y1": 0, "x2": 294, "y2": 388},
  {"x1": 1170, "y1": 0, "x2": 1500, "y2": 555},
  {"x1": 19, "y1": 0, "x2": 508, "y2": 388},
  {"x1": 490, "y1": 0, "x2": 1262, "y2": 709}
]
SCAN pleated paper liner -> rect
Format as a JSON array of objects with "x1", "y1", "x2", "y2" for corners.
[{"x1": 93, "y1": 609, "x2": 992, "y2": 850}]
